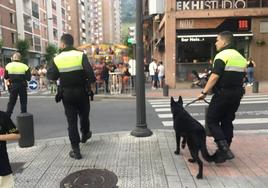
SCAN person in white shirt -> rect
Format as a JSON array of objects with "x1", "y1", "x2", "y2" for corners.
[
  {"x1": 128, "y1": 58, "x2": 136, "y2": 88},
  {"x1": 149, "y1": 59, "x2": 157, "y2": 89},
  {"x1": 157, "y1": 61, "x2": 165, "y2": 88}
]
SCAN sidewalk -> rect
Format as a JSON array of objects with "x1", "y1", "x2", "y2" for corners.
[
  {"x1": 8, "y1": 130, "x2": 268, "y2": 188},
  {"x1": 146, "y1": 81, "x2": 268, "y2": 98},
  {"x1": 6, "y1": 81, "x2": 268, "y2": 188}
]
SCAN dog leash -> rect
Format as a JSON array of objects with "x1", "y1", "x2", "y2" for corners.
[{"x1": 185, "y1": 98, "x2": 210, "y2": 107}]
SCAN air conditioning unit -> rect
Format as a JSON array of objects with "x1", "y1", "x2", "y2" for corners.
[{"x1": 149, "y1": 0, "x2": 164, "y2": 15}]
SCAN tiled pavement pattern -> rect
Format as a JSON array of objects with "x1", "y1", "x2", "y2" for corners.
[{"x1": 8, "y1": 130, "x2": 268, "y2": 188}]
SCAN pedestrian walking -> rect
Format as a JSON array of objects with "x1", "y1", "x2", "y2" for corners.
[
  {"x1": 149, "y1": 58, "x2": 158, "y2": 89},
  {"x1": 246, "y1": 57, "x2": 256, "y2": 86},
  {"x1": 157, "y1": 61, "x2": 165, "y2": 88},
  {"x1": 0, "y1": 111, "x2": 20, "y2": 188},
  {"x1": 4, "y1": 52, "x2": 31, "y2": 117},
  {"x1": 47, "y1": 34, "x2": 96, "y2": 160},
  {"x1": 197, "y1": 31, "x2": 247, "y2": 163}
]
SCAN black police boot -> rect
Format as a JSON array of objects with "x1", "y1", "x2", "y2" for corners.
[
  {"x1": 81, "y1": 131, "x2": 92, "y2": 143},
  {"x1": 69, "y1": 145, "x2": 82, "y2": 160},
  {"x1": 213, "y1": 140, "x2": 235, "y2": 163}
]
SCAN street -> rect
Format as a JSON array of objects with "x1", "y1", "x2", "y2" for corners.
[{"x1": 0, "y1": 94, "x2": 267, "y2": 140}]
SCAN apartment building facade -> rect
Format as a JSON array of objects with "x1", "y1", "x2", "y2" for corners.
[
  {"x1": 0, "y1": 0, "x2": 67, "y2": 66},
  {"x1": 87, "y1": 0, "x2": 121, "y2": 44},
  {"x1": 66, "y1": 0, "x2": 89, "y2": 47},
  {"x1": 149, "y1": 0, "x2": 268, "y2": 88},
  {"x1": 0, "y1": 0, "x2": 17, "y2": 66}
]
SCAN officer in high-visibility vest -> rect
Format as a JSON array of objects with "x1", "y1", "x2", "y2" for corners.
[
  {"x1": 4, "y1": 52, "x2": 31, "y2": 117},
  {"x1": 198, "y1": 31, "x2": 247, "y2": 163},
  {"x1": 47, "y1": 34, "x2": 95, "y2": 160}
]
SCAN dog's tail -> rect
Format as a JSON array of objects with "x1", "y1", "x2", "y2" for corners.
[{"x1": 200, "y1": 134, "x2": 214, "y2": 162}]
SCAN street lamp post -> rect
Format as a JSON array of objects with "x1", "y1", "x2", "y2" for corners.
[{"x1": 131, "y1": 0, "x2": 152, "y2": 137}]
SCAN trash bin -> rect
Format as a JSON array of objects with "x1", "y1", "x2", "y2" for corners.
[
  {"x1": 252, "y1": 81, "x2": 259, "y2": 93},
  {"x1": 17, "y1": 113, "x2": 34, "y2": 148},
  {"x1": 163, "y1": 84, "x2": 169, "y2": 96},
  {"x1": 204, "y1": 107, "x2": 212, "y2": 137}
]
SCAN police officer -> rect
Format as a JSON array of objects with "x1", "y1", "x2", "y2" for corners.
[
  {"x1": 198, "y1": 31, "x2": 247, "y2": 163},
  {"x1": 5, "y1": 52, "x2": 31, "y2": 117},
  {"x1": 47, "y1": 34, "x2": 95, "y2": 160}
]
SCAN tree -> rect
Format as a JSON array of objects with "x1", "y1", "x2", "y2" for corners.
[
  {"x1": 44, "y1": 43, "x2": 58, "y2": 64},
  {"x1": 16, "y1": 39, "x2": 30, "y2": 64},
  {"x1": 0, "y1": 39, "x2": 3, "y2": 50}
]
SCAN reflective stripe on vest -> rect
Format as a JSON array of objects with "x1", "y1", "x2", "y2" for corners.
[
  {"x1": 5, "y1": 62, "x2": 29, "y2": 74},
  {"x1": 54, "y1": 50, "x2": 83, "y2": 73},
  {"x1": 213, "y1": 49, "x2": 247, "y2": 72}
]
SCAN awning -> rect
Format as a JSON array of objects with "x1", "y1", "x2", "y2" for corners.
[{"x1": 177, "y1": 33, "x2": 253, "y2": 38}]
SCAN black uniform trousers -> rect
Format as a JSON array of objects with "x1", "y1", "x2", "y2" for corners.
[
  {"x1": 62, "y1": 87, "x2": 90, "y2": 147},
  {"x1": 6, "y1": 83, "x2": 27, "y2": 117},
  {"x1": 207, "y1": 87, "x2": 244, "y2": 144}
]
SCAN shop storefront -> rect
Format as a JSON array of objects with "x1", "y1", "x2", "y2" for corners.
[{"x1": 151, "y1": 0, "x2": 268, "y2": 88}]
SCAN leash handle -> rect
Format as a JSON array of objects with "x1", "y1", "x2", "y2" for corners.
[{"x1": 185, "y1": 98, "x2": 210, "y2": 107}]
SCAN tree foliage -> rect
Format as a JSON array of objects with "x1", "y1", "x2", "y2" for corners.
[
  {"x1": 16, "y1": 39, "x2": 30, "y2": 64},
  {"x1": 0, "y1": 39, "x2": 3, "y2": 50},
  {"x1": 45, "y1": 43, "x2": 58, "y2": 64}
]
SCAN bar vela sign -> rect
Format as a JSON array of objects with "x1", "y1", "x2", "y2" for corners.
[{"x1": 176, "y1": 0, "x2": 246, "y2": 10}]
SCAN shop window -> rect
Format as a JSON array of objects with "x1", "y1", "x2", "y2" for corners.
[
  {"x1": 260, "y1": 21, "x2": 268, "y2": 33},
  {"x1": 247, "y1": 0, "x2": 261, "y2": 8}
]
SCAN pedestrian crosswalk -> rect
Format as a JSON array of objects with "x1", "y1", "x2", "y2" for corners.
[{"x1": 148, "y1": 95, "x2": 268, "y2": 127}]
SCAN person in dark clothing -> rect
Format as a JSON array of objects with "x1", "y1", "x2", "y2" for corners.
[
  {"x1": 101, "y1": 64, "x2": 110, "y2": 93},
  {"x1": 0, "y1": 111, "x2": 20, "y2": 187},
  {"x1": 198, "y1": 31, "x2": 247, "y2": 163},
  {"x1": 47, "y1": 34, "x2": 96, "y2": 160},
  {"x1": 5, "y1": 52, "x2": 31, "y2": 117}
]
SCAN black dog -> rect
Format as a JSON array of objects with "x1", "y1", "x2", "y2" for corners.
[{"x1": 170, "y1": 96, "x2": 214, "y2": 179}]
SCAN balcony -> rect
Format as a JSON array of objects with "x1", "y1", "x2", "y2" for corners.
[{"x1": 23, "y1": 7, "x2": 31, "y2": 16}]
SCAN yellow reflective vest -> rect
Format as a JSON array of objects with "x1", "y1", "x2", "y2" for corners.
[
  {"x1": 6, "y1": 61, "x2": 29, "y2": 75},
  {"x1": 213, "y1": 49, "x2": 247, "y2": 72},
  {"x1": 54, "y1": 50, "x2": 83, "y2": 73}
]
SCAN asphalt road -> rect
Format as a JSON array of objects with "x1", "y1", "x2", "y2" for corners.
[{"x1": 0, "y1": 95, "x2": 267, "y2": 140}]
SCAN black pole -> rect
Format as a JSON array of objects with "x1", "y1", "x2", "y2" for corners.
[{"x1": 131, "y1": 0, "x2": 152, "y2": 137}]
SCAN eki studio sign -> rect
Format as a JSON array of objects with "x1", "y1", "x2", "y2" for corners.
[{"x1": 176, "y1": 0, "x2": 247, "y2": 10}]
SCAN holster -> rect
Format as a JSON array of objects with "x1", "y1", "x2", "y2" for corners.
[{"x1": 55, "y1": 86, "x2": 63, "y2": 103}]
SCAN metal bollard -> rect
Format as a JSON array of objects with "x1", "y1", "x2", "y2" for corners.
[
  {"x1": 204, "y1": 107, "x2": 212, "y2": 137},
  {"x1": 252, "y1": 81, "x2": 259, "y2": 93},
  {"x1": 17, "y1": 113, "x2": 34, "y2": 148},
  {"x1": 163, "y1": 84, "x2": 169, "y2": 96}
]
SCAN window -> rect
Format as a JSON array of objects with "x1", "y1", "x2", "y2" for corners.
[
  {"x1": 43, "y1": 13, "x2": 47, "y2": 22},
  {"x1": 33, "y1": 21, "x2": 40, "y2": 30},
  {"x1": 247, "y1": 0, "x2": 261, "y2": 8},
  {"x1": 260, "y1": 21, "x2": 268, "y2": 33},
  {"x1": 52, "y1": 0, "x2": 57, "y2": 10},
  {"x1": 53, "y1": 28, "x2": 58, "y2": 39},
  {"x1": 32, "y1": 2, "x2": 39, "y2": 19},
  {"x1": 10, "y1": 13, "x2": 14, "y2": 24},
  {"x1": 262, "y1": 0, "x2": 268, "y2": 7},
  {"x1": 11, "y1": 33, "x2": 16, "y2": 44}
]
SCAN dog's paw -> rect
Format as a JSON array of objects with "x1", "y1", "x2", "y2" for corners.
[
  {"x1": 174, "y1": 150, "x2": 180, "y2": 155},
  {"x1": 181, "y1": 143, "x2": 186, "y2": 149},
  {"x1": 188, "y1": 158, "x2": 196, "y2": 163},
  {"x1": 196, "y1": 173, "x2": 203, "y2": 179}
]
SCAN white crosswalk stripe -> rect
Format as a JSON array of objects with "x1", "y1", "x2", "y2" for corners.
[{"x1": 148, "y1": 95, "x2": 268, "y2": 127}]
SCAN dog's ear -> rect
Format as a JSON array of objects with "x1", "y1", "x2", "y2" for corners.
[
  {"x1": 178, "y1": 96, "x2": 183, "y2": 105},
  {"x1": 170, "y1": 97, "x2": 175, "y2": 104}
]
